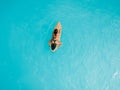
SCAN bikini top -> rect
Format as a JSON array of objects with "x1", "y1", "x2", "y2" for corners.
[
  {"x1": 51, "y1": 39, "x2": 60, "y2": 44},
  {"x1": 51, "y1": 40, "x2": 57, "y2": 43}
]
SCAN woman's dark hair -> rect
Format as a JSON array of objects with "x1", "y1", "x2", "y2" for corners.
[{"x1": 51, "y1": 43, "x2": 56, "y2": 50}]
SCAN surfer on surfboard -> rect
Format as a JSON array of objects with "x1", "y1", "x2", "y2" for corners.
[{"x1": 48, "y1": 22, "x2": 62, "y2": 52}]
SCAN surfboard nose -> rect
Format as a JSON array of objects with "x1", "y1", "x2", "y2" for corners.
[{"x1": 55, "y1": 22, "x2": 61, "y2": 30}]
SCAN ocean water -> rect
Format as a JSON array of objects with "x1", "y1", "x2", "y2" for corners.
[{"x1": 0, "y1": 0, "x2": 120, "y2": 90}]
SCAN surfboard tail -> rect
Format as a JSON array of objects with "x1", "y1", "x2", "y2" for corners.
[{"x1": 54, "y1": 22, "x2": 62, "y2": 31}]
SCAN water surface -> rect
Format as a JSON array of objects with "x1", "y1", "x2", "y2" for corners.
[{"x1": 0, "y1": 0, "x2": 120, "y2": 90}]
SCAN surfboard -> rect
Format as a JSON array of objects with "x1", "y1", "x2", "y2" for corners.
[{"x1": 48, "y1": 22, "x2": 62, "y2": 52}]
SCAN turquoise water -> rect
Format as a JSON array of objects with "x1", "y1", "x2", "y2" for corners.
[{"x1": 0, "y1": 0, "x2": 120, "y2": 90}]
